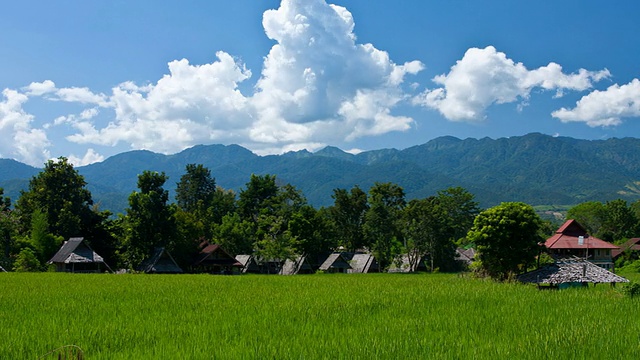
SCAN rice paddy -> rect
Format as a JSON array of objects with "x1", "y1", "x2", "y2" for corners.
[{"x1": 1, "y1": 272, "x2": 639, "y2": 359}]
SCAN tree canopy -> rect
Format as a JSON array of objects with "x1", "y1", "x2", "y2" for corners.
[{"x1": 467, "y1": 202, "x2": 543, "y2": 280}]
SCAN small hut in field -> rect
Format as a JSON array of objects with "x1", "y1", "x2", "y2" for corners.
[
  {"x1": 48, "y1": 237, "x2": 112, "y2": 273},
  {"x1": 279, "y1": 255, "x2": 315, "y2": 275},
  {"x1": 343, "y1": 253, "x2": 379, "y2": 273},
  {"x1": 517, "y1": 257, "x2": 629, "y2": 289},
  {"x1": 137, "y1": 247, "x2": 183, "y2": 274},
  {"x1": 236, "y1": 255, "x2": 261, "y2": 274},
  {"x1": 193, "y1": 243, "x2": 243, "y2": 274},
  {"x1": 388, "y1": 254, "x2": 427, "y2": 273},
  {"x1": 318, "y1": 253, "x2": 352, "y2": 273}
]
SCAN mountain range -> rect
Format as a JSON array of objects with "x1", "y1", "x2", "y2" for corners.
[{"x1": 2, "y1": 132, "x2": 640, "y2": 214}]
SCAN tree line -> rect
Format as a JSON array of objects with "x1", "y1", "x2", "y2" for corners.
[{"x1": 2, "y1": 157, "x2": 640, "y2": 278}]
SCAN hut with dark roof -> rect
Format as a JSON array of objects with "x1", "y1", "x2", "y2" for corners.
[
  {"x1": 137, "y1": 247, "x2": 183, "y2": 274},
  {"x1": 193, "y1": 243, "x2": 243, "y2": 274},
  {"x1": 235, "y1": 255, "x2": 261, "y2": 274},
  {"x1": 279, "y1": 255, "x2": 315, "y2": 275},
  {"x1": 47, "y1": 237, "x2": 111, "y2": 273},
  {"x1": 518, "y1": 257, "x2": 629, "y2": 288},
  {"x1": 318, "y1": 253, "x2": 352, "y2": 273},
  {"x1": 342, "y1": 253, "x2": 379, "y2": 273}
]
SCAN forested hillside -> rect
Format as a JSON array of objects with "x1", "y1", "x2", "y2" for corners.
[{"x1": 2, "y1": 133, "x2": 640, "y2": 213}]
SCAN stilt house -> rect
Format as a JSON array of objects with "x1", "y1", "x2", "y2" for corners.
[{"x1": 48, "y1": 237, "x2": 111, "y2": 273}]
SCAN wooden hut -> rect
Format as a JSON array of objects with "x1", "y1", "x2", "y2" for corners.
[
  {"x1": 518, "y1": 257, "x2": 629, "y2": 288},
  {"x1": 279, "y1": 255, "x2": 315, "y2": 275},
  {"x1": 318, "y1": 253, "x2": 352, "y2": 273},
  {"x1": 193, "y1": 243, "x2": 243, "y2": 274},
  {"x1": 343, "y1": 253, "x2": 379, "y2": 273},
  {"x1": 137, "y1": 247, "x2": 183, "y2": 274},
  {"x1": 236, "y1": 255, "x2": 261, "y2": 274},
  {"x1": 47, "y1": 237, "x2": 111, "y2": 273},
  {"x1": 388, "y1": 254, "x2": 427, "y2": 273}
]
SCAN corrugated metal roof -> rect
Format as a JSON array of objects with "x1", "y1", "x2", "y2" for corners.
[
  {"x1": 137, "y1": 247, "x2": 183, "y2": 273},
  {"x1": 545, "y1": 220, "x2": 619, "y2": 250},
  {"x1": 319, "y1": 253, "x2": 352, "y2": 271},
  {"x1": 612, "y1": 237, "x2": 640, "y2": 258}
]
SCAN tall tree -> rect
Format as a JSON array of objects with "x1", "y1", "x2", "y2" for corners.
[
  {"x1": 238, "y1": 174, "x2": 279, "y2": 221},
  {"x1": 15, "y1": 157, "x2": 96, "y2": 239},
  {"x1": 0, "y1": 188, "x2": 17, "y2": 269},
  {"x1": 600, "y1": 199, "x2": 639, "y2": 242},
  {"x1": 29, "y1": 209, "x2": 63, "y2": 264},
  {"x1": 124, "y1": 171, "x2": 177, "y2": 268},
  {"x1": 364, "y1": 182, "x2": 406, "y2": 271},
  {"x1": 175, "y1": 164, "x2": 217, "y2": 214},
  {"x1": 436, "y1": 187, "x2": 480, "y2": 243},
  {"x1": 328, "y1": 186, "x2": 369, "y2": 252},
  {"x1": 467, "y1": 202, "x2": 543, "y2": 280},
  {"x1": 566, "y1": 201, "x2": 607, "y2": 236},
  {"x1": 402, "y1": 197, "x2": 454, "y2": 272}
]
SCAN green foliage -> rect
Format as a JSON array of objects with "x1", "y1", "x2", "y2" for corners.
[
  {"x1": 12, "y1": 248, "x2": 41, "y2": 272},
  {"x1": 29, "y1": 209, "x2": 63, "y2": 263},
  {"x1": 328, "y1": 186, "x2": 368, "y2": 251},
  {"x1": 124, "y1": 171, "x2": 177, "y2": 268},
  {"x1": 175, "y1": 164, "x2": 217, "y2": 214},
  {"x1": 364, "y1": 182, "x2": 406, "y2": 271},
  {"x1": 622, "y1": 281, "x2": 640, "y2": 298},
  {"x1": 0, "y1": 188, "x2": 17, "y2": 268},
  {"x1": 468, "y1": 202, "x2": 543, "y2": 280},
  {"x1": 212, "y1": 212, "x2": 255, "y2": 256},
  {"x1": 15, "y1": 157, "x2": 95, "y2": 239},
  {"x1": 238, "y1": 174, "x2": 279, "y2": 221}
]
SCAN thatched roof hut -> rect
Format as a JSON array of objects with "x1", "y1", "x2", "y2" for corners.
[
  {"x1": 342, "y1": 253, "x2": 379, "y2": 273},
  {"x1": 518, "y1": 257, "x2": 629, "y2": 286},
  {"x1": 388, "y1": 254, "x2": 428, "y2": 273},
  {"x1": 319, "y1": 253, "x2": 352, "y2": 273},
  {"x1": 193, "y1": 243, "x2": 242, "y2": 274},
  {"x1": 47, "y1": 237, "x2": 112, "y2": 273},
  {"x1": 137, "y1": 247, "x2": 183, "y2": 274},
  {"x1": 235, "y1": 255, "x2": 261, "y2": 274},
  {"x1": 279, "y1": 255, "x2": 314, "y2": 275}
]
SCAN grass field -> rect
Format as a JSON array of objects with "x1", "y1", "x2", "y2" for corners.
[{"x1": 1, "y1": 272, "x2": 639, "y2": 359}]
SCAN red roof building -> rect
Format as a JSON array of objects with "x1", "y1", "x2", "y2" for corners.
[
  {"x1": 545, "y1": 219, "x2": 619, "y2": 270},
  {"x1": 193, "y1": 243, "x2": 243, "y2": 274}
]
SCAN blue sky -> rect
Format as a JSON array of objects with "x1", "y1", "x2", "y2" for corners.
[{"x1": 2, "y1": 0, "x2": 640, "y2": 166}]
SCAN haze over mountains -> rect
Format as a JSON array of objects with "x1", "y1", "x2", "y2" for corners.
[{"x1": 2, "y1": 133, "x2": 640, "y2": 214}]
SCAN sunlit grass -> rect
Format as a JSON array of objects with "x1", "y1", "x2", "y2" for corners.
[{"x1": 1, "y1": 273, "x2": 639, "y2": 359}]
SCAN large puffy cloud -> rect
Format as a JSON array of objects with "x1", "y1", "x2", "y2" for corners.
[
  {"x1": 56, "y1": 0, "x2": 422, "y2": 156},
  {"x1": 0, "y1": 89, "x2": 50, "y2": 166},
  {"x1": 250, "y1": 0, "x2": 423, "y2": 149},
  {"x1": 414, "y1": 46, "x2": 610, "y2": 121},
  {"x1": 552, "y1": 79, "x2": 640, "y2": 127},
  {"x1": 66, "y1": 51, "x2": 252, "y2": 153}
]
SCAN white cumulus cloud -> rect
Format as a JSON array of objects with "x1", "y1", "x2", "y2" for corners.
[
  {"x1": 67, "y1": 148, "x2": 105, "y2": 167},
  {"x1": 0, "y1": 89, "x2": 50, "y2": 166},
  {"x1": 414, "y1": 46, "x2": 610, "y2": 121},
  {"x1": 552, "y1": 78, "x2": 640, "y2": 127}
]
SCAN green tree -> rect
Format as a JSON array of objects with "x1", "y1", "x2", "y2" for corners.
[
  {"x1": 175, "y1": 164, "x2": 217, "y2": 214},
  {"x1": 599, "y1": 199, "x2": 638, "y2": 242},
  {"x1": 237, "y1": 174, "x2": 279, "y2": 222},
  {"x1": 13, "y1": 248, "x2": 41, "y2": 272},
  {"x1": 15, "y1": 157, "x2": 96, "y2": 239},
  {"x1": 328, "y1": 186, "x2": 369, "y2": 251},
  {"x1": 123, "y1": 171, "x2": 177, "y2": 268},
  {"x1": 212, "y1": 212, "x2": 255, "y2": 256},
  {"x1": 0, "y1": 188, "x2": 17, "y2": 268},
  {"x1": 364, "y1": 183, "x2": 406, "y2": 271},
  {"x1": 29, "y1": 209, "x2": 63, "y2": 264},
  {"x1": 437, "y1": 187, "x2": 480, "y2": 243},
  {"x1": 403, "y1": 197, "x2": 454, "y2": 272},
  {"x1": 254, "y1": 214, "x2": 298, "y2": 272},
  {"x1": 467, "y1": 202, "x2": 543, "y2": 280},
  {"x1": 566, "y1": 201, "x2": 607, "y2": 236}
]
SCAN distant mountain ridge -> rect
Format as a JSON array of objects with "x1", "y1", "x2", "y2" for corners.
[{"x1": 2, "y1": 133, "x2": 640, "y2": 214}]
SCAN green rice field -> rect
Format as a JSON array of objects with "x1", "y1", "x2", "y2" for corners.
[{"x1": 1, "y1": 272, "x2": 639, "y2": 359}]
